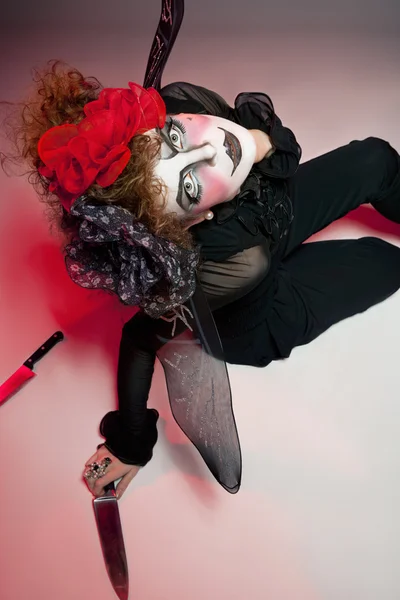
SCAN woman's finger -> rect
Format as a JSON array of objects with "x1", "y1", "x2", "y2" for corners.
[
  {"x1": 83, "y1": 459, "x2": 101, "y2": 493},
  {"x1": 84, "y1": 453, "x2": 117, "y2": 495},
  {"x1": 85, "y1": 451, "x2": 100, "y2": 467},
  {"x1": 84, "y1": 472, "x2": 99, "y2": 494},
  {"x1": 115, "y1": 467, "x2": 140, "y2": 499},
  {"x1": 85, "y1": 445, "x2": 108, "y2": 467},
  {"x1": 92, "y1": 470, "x2": 120, "y2": 497}
]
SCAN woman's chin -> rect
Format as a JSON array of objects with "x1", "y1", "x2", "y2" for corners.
[{"x1": 225, "y1": 190, "x2": 240, "y2": 202}]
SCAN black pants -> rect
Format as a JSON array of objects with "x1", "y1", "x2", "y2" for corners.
[{"x1": 247, "y1": 137, "x2": 400, "y2": 365}]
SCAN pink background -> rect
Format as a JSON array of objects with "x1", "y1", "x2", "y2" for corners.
[{"x1": 1, "y1": 1, "x2": 400, "y2": 599}]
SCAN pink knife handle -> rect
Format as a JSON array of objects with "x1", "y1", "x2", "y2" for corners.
[
  {"x1": 0, "y1": 366, "x2": 35, "y2": 404},
  {"x1": 0, "y1": 331, "x2": 64, "y2": 405}
]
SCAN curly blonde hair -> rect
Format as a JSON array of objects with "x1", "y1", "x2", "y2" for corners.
[{"x1": 1, "y1": 60, "x2": 193, "y2": 248}]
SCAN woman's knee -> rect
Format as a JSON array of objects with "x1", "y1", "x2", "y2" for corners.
[
  {"x1": 357, "y1": 137, "x2": 399, "y2": 182},
  {"x1": 362, "y1": 138, "x2": 400, "y2": 221}
]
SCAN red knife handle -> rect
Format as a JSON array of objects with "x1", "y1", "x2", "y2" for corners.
[{"x1": 23, "y1": 331, "x2": 64, "y2": 368}]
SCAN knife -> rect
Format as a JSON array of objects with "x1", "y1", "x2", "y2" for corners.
[
  {"x1": 92, "y1": 1, "x2": 185, "y2": 597},
  {"x1": 0, "y1": 331, "x2": 64, "y2": 404},
  {"x1": 93, "y1": 481, "x2": 129, "y2": 600}
]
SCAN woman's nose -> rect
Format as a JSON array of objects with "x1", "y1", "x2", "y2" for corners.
[
  {"x1": 207, "y1": 144, "x2": 218, "y2": 167},
  {"x1": 183, "y1": 143, "x2": 218, "y2": 167}
]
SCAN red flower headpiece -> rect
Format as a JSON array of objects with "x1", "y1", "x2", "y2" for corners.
[{"x1": 38, "y1": 82, "x2": 166, "y2": 211}]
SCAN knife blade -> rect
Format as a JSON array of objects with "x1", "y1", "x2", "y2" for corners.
[
  {"x1": 143, "y1": 0, "x2": 185, "y2": 90},
  {"x1": 93, "y1": 481, "x2": 129, "y2": 600},
  {"x1": 0, "y1": 331, "x2": 64, "y2": 404}
]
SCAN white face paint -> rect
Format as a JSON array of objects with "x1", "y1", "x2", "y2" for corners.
[{"x1": 152, "y1": 113, "x2": 256, "y2": 217}]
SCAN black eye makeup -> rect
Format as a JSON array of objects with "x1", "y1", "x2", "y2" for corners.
[
  {"x1": 170, "y1": 117, "x2": 187, "y2": 136},
  {"x1": 183, "y1": 172, "x2": 203, "y2": 207},
  {"x1": 157, "y1": 117, "x2": 204, "y2": 210},
  {"x1": 175, "y1": 165, "x2": 204, "y2": 211},
  {"x1": 159, "y1": 116, "x2": 187, "y2": 153},
  {"x1": 167, "y1": 118, "x2": 186, "y2": 151}
]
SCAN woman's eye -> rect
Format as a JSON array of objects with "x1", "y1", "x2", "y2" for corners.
[
  {"x1": 183, "y1": 171, "x2": 198, "y2": 199},
  {"x1": 169, "y1": 124, "x2": 184, "y2": 150}
]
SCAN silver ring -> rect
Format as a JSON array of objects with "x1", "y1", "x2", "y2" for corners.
[{"x1": 84, "y1": 457, "x2": 112, "y2": 480}]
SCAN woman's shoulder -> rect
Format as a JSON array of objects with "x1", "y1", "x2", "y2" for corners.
[{"x1": 160, "y1": 81, "x2": 233, "y2": 119}]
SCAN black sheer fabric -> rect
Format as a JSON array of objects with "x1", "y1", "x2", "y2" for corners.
[
  {"x1": 99, "y1": 82, "x2": 302, "y2": 492},
  {"x1": 156, "y1": 284, "x2": 242, "y2": 493},
  {"x1": 100, "y1": 245, "x2": 270, "y2": 491},
  {"x1": 198, "y1": 245, "x2": 270, "y2": 311},
  {"x1": 234, "y1": 91, "x2": 301, "y2": 179}
]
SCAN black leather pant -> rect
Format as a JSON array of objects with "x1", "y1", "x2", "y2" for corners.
[{"x1": 224, "y1": 137, "x2": 400, "y2": 365}]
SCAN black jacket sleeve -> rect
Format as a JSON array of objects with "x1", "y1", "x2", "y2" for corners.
[
  {"x1": 233, "y1": 91, "x2": 302, "y2": 179},
  {"x1": 160, "y1": 81, "x2": 234, "y2": 119},
  {"x1": 99, "y1": 311, "x2": 178, "y2": 466},
  {"x1": 100, "y1": 316, "x2": 158, "y2": 466}
]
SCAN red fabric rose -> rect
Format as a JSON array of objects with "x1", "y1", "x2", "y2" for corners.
[{"x1": 38, "y1": 83, "x2": 166, "y2": 211}]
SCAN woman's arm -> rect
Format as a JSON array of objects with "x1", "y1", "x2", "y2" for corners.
[
  {"x1": 85, "y1": 315, "x2": 161, "y2": 498},
  {"x1": 234, "y1": 91, "x2": 302, "y2": 178},
  {"x1": 99, "y1": 313, "x2": 162, "y2": 467},
  {"x1": 99, "y1": 322, "x2": 158, "y2": 465},
  {"x1": 97, "y1": 306, "x2": 199, "y2": 468},
  {"x1": 248, "y1": 129, "x2": 276, "y2": 162},
  {"x1": 98, "y1": 243, "x2": 270, "y2": 458},
  {"x1": 88, "y1": 244, "x2": 269, "y2": 496},
  {"x1": 160, "y1": 81, "x2": 301, "y2": 178}
]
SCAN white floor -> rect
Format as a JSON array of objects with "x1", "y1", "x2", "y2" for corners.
[{"x1": 0, "y1": 12, "x2": 399, "y2": 600}]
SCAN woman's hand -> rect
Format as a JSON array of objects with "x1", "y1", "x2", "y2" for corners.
[
  {"x1": 248, "y1": 129, "x2": 275, "y2": 162},
  {"x1": 84, "y1": 445, "x2": 140, "y2": 499}
]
